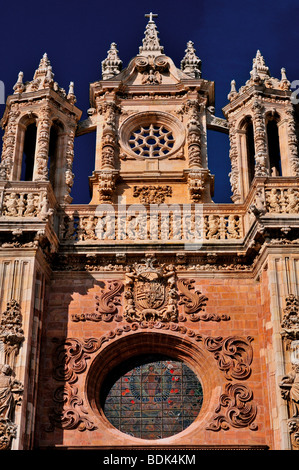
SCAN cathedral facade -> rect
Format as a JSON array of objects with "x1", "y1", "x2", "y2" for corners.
[{"x1": 0, "y1": 14, "x2": 299, "y2": 450}]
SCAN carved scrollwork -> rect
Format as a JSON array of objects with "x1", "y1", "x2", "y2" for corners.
[
  {"x1": 52, "y1": 337, "x2": 102, "y2": 384},
  {"x1": 71, "y1": 280, "x2": 123, "y2": 323},
  {"x1": 178, "y1": 279, "x2": 229, "y2": 322},
  {"x1": 203, "y1": 335, "x2": 253, "y2": 380},
  {"x1": 47, "y1": 384, "x2": 97, "y2": 432},
  {"x1": 206, "y1": 383, "x2": 258, "y2": 431}
]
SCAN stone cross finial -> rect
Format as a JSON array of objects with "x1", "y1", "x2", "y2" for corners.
[
  {"x1": 145, "y1": 12, "x2": 158, "y2": 23},
  {"x1": 139, "y1": 13, "x2": 164, "y2": 56}
]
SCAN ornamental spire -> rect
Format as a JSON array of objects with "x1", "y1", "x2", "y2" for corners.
[
  {"x1": 33, "y1": 52, "x2": 54, "y2": 81},
  {"x1": 101, "y1": 42, "x2": 123, "y2": 80},
  {"x1": 250, "y1": 49, "x2": 270, "y2": 80},
  {"x1": 139, "y1": 12, "x2": 164, "y2": 56},
  {"x1": 180, "y1": 41, "x2": 201, "y2": 78}
]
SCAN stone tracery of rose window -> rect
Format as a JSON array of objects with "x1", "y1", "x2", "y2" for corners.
[{"x1": 128, "y1": 124, "x2": 175, "y2": 158}]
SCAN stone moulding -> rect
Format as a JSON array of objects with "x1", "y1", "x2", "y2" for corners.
[{"x1": 48, "y1": 325, "x2": 256, "y2": 433}]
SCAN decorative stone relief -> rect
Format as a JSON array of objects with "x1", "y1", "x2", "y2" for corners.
[
  {"x1": 280, "y1": 294, "x2": 299, "y2": 449},
  {"x1": 64, "y1": 126, "x2": 76, "y2": 203},
  {"x1": 281, "y1": 294, "x2": 299, "y2": 337},
  {"x1": 206, "y1": 383, "x2": 258, "y2": 431},
  {"x1": 71, "y1": 280, "x2": 123, "y2": 323},
  {"x1": 98, "y1": 170, "x2": 118, "y2": 203},
  {"x1": 133, "y1": 185, "x2": 172, "y2": 204},
  {"x1": 50, "y1": 325, "x2": 255, "y2": 433},
  {"x1": 0, "y1": 300, "x2": 24, "y2": 367},
  {"x1": 285, "y1": 104, "x2": 299, "y2": 176},
  {"x1": 178, "y1": 279, "x2": 230, "y2": 322},
  {"x1": 35, "y1": 104, "x2": 53, "y2": 181},
  {"x1": 185, "y1": 99, "x2": 202, "y2": 169},
  {"x1": 0, "y1": 106, "x2": 20, "y2": 181},
  {"x1": 46, "y1": 384, "x2": 98, "y2": 432},
  {"x1": 100, "y1": 101, "x2": 120, "y2": 170},
  {"x1": 251, "y1": 99, "x2": 269, "y2": 177},
  {"x1": 227, "y1": 120, "x2": 241, "y2": 202},
  {"x1": 124, "y1": 257, "x2": 178, "y2": 323},
  {"x1": 265, "y1": 188, "x2": 299, "y2": 214},
  {"x1": 1, "y1": 190, "x2": 53, "y2": 220}
]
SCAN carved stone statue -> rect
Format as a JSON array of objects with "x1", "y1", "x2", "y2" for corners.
[
  {"x1": 0, "y1": 364, "x2": 22, "y2": 421},
  {"x1": 280, "y1": 364, "x2": 299, "y2": 418}
]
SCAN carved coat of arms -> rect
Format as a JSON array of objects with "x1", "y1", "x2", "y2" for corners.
[{"x1": 124, "y1": 256, "x2": 177, "y2": 323}]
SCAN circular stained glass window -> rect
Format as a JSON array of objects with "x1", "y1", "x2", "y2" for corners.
[
  {"x1": 101, "y1": 354, "x2": 203, "y2": 440},
  {"x1": 128, "y1": 124, "x2": 175, "y2": 158}
]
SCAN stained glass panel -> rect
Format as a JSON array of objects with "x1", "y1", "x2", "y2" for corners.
[{"x1": 101, "y1": 354, "x2": 203, "y2": 439}]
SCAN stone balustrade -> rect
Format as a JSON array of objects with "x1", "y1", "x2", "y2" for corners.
[{"x1": 58, "y1": 204, "x2": 244, "y2": 243}]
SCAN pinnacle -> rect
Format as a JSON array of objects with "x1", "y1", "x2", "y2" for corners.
[
  {"x1": 138, "y1": 12, "x2": 164, "y2": 56},
  {"x1": 180, "y1": 41, "x2": 201, "y2": 78}
]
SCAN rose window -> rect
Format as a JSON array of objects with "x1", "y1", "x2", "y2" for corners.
[
  {"x1": 128, "y1": 124, "x2": 175, "y2": 158},
  {"x1": 101, "y1": 354, "x2": 203, "y2": 439}
]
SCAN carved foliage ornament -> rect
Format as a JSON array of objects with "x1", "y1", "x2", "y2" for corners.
[
  {"x1": 71, "y1": 280, "x2": 123, "y2": 323},
  {"x1": 206, "y1": 383, "x2": 258, "y2": 432}
]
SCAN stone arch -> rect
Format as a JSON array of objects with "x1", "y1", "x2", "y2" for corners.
[
  {"x1": 13, "y1": 113, "x2": 39, "y2": 181},
  {"x1": 85, "y1": 329, "x2": 223, "y2": 440}
]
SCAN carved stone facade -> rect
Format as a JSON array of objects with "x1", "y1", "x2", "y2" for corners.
[{"x1": 0, "y1": 13, "x2": 299, "y2": 450}]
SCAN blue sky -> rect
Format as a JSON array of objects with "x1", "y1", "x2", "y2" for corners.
[{"x1": 0, "y1": 0, "x2": 298, "y2": 203}]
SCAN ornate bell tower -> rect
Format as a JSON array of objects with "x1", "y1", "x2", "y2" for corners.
[
  {"x1": 0, "y1": 53, "x2": 82, "y2": 204},
  {"x1": 77, "y1": 13, "x2": 216, "y2": 205},
  {"x1": 223, "y1": 50, "x2": 299, "y2": 203}
]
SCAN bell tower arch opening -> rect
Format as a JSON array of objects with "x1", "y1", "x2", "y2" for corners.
[
  {"x1": 21, "y1": 121, "x2": 37, "y2": 181},
  {"x1": 266, "y1": 113, "x2": 281, "y2": 176}
]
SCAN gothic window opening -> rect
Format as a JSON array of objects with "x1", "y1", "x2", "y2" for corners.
[
  {"x1": 267, "y1": 117, "x2": 281, "y2": 176},
  {"x1": 21, "y1": 123, "x2": 37, "y2": 181},
  {"x1": 101, "y1": 354, "x2": 203, "y2": 440},
  {"x1": 244, "y1": 118, "x2": 255, "y2": 185}
]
